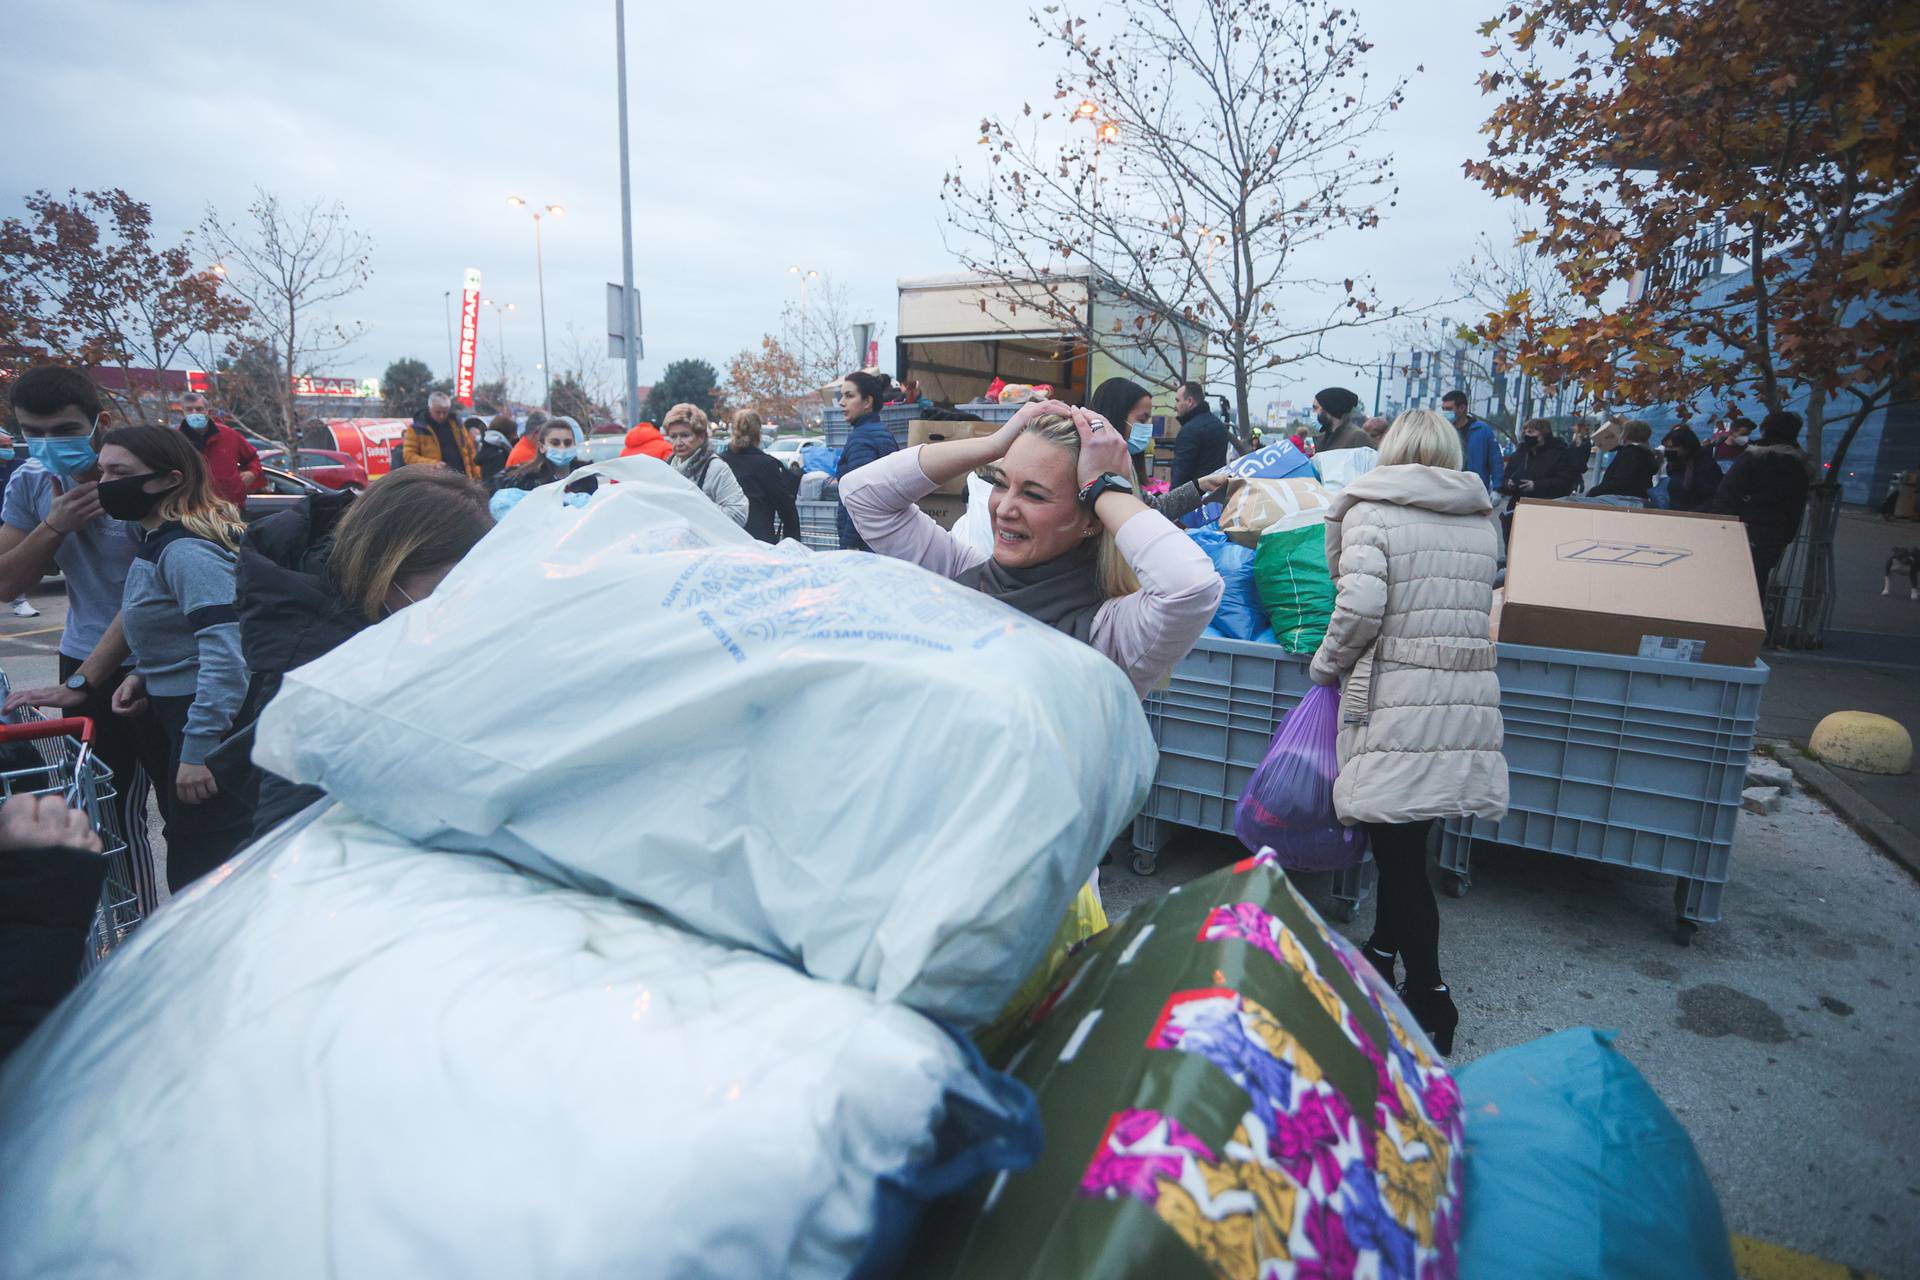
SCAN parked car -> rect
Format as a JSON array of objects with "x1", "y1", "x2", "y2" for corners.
[
  {"x1": 765, "y1": 435, "x2": 825, "y2": 471},
  {"x1": 256, "y1": 446, "x2": 369, "y2": 492},
  {"x1": 585, "y1": 426, "x2": 628, "y2": 464},
  {"x1": 242, "y1": 466, "x2": 334, "y2": 522}
]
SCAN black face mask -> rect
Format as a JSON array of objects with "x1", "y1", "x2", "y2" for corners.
[
  {"x1": 1315, "y1": 411, "x2": 1333, "y2": 431},
  {"x1": 98, "y1": 472, "x2": 179, "y2": 521}
]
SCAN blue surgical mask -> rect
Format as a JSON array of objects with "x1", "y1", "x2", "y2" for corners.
[
  {"x1": 1128, "y1": 420, "x2": 1154, "y2": 452},
  {"x1": 26, "y1": 435, "x2": 99, "y2": 479},
  {"x1": 545, "y1": 447, "x2": 578, "y2": 468},
  {"x1": 183, "y1": 413, "x2": 209, "y2": 430}
]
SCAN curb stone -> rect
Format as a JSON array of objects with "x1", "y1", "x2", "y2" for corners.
[{"x1": 1760, "y1": 737, "x2": 1920, "y2": 884}]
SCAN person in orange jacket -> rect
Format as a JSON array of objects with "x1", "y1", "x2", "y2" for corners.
[
  {"x1": 504, "y1": 410, "x2": 551, "y2": 470},
  {"x1": 621, "y1": 422, "x2": 673, "y2": 461}
]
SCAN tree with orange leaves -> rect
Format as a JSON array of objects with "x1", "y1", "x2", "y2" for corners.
[
  {"x1": 1465, "y1": 0, "x2": 1918, "y2": 476},
  {"x1": 0, "y1": 188, "x2": 250, "y2": 424}
]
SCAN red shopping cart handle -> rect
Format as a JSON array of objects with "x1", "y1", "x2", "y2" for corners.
[{"x1": 0, "y1": 717, "x2": 94, "y2": 745}]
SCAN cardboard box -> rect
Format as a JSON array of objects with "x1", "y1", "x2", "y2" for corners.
[
  {"x1": 1501, "y1": 500, "x2": 1764, "y2": 667},
  {"x1": 916, "y1": 492, "x2": 968, "y2": 530},
  {"x1": 908, "y1": 419, "x2": 1001, "y2": 495}
]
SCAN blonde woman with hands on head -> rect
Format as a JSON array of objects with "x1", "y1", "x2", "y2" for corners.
[{"x1": 839, "y1": 399, "x2": 1222, "y2": 697}]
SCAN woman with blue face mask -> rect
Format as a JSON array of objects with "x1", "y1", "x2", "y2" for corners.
[
  {"x1": 1087, "y1": 376, "x2": 1229, "y2": 521},
  {"x1": 491, "y1": 419, "x2": 582, "y2": 495}
]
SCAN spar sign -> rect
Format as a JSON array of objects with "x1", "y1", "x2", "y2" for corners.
[{"x1": 456, "y1": 267, "x2": 482, "y2": 406}]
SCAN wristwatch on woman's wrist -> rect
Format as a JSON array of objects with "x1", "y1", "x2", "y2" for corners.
[{"x1": 1078, "y1": 472, "x2": 1137, "y2": 510}]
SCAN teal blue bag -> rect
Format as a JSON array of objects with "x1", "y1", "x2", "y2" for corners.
[{"x1": 1455, "y1": 1028, "x2": 1736, "y2": 1280}]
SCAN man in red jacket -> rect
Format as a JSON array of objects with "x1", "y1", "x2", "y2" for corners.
[{"x1": 177, "y1": 391, "x2": 262, "y2": 505}]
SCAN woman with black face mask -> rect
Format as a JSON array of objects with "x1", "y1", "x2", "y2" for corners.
[{"x1": 94, "y1": 426, "x2": 254, "y2": 890}]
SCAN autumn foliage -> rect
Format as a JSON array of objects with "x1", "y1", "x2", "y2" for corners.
[
  {"x1": 1466, "y1": 0, "x2": 1919, "y2": 466},
  {"x1": 0, "y1": 189, "x2": 249, "y2": 423}
]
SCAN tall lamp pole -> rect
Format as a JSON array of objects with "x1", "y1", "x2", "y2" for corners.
[
  {"x1": 615, "y1": 0, "x2": 641, "y2": 429},
  {"x1": 506, "y1": 195, "x2": 564, "y2": 406}
]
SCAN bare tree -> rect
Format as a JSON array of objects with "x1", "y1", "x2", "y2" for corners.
[
  {"x1": 1452, "y1": 214, "x2": 1589, "y2": 426},
  {"x1": 781, "y1": 276, "x2": 883, "y2": 390},
  {"x1": 200, "y1": 191, "x2": 371, "y2": 449},
  {"x1": 942, "y1": 0, "x2": 1411, "y2": 428},
  {"x1": 555, "y1": 321, "x2": 620, "y2": 423}
]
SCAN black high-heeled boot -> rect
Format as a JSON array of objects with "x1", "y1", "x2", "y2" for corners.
[
  {"x1": 1398, "y1": 983, "x2": 1459, "y2": 1057},
  {"x1": 1362, "y1": 942, "x2": 1397, "y2": 986}
]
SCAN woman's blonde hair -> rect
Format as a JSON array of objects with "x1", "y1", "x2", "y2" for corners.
[
  {"x1": 730, "y1": 409, "x2": 762, "y2": 450},
  {"x1": 997, "y1": 413, "x2": 1140, "y2": 599},
  {"x1": 99, "y1": 426, "x2": 245, "y2": 550},
  {"x1": 1378, "y1": 409, "x2": 1465, "y2": 470},
  {"x1": 1621, "y1": 418, "x2": 1653, "y2": 445},
  {"x1": 328, "y1": 467, "x2": 493, "y2": 620},
  {"x1": 662, "y1": 403, "x2": 709, "y2": 438}
]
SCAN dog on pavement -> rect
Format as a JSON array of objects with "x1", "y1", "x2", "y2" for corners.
[{"x1": 1886, "y1": 546, "x2": 1920, "y2": 599}]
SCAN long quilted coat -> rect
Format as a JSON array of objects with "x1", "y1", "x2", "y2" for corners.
[{"x1": 1309, "y1": 465, "x2": 1509, "y2": 826}]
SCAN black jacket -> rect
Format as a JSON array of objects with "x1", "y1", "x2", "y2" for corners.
[
  {"x1": 493, "y1": 458, "x2": 576, "y2": 493},
  {"x1": 1503, "y1": 436, "x2": 1583, "y2": 507},
  {"x1": 1590, "y1": 444, "x2": 1660, "y2": 500},
  {"x1": 208, "y1": 491, "x2": 364, "y2": 836},
  {"x1": 1171, "y1": 408, "x2": 1229, "y2": 489},
  {"x1": 722, "y1": 446, "x2": 802, "y2": 545},
  {"x1": 1664, "y1": 453, "x2": 1724, "y2": 512},
  {"x1": 1712, "y1": 443, "x2": 1811, "y2": 552},
  {"x1": 0, "y1": 843, "x2": 108, "y2": 1062}
]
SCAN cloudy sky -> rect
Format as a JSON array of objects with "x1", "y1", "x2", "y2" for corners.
[{"x1": 8, "y1": 0, "x2": 1517, "y2": 416}]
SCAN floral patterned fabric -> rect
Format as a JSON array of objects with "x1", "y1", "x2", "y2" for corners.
[{"x1": 1074, "y1": 854, "x2": 1464, "y2": 1280}]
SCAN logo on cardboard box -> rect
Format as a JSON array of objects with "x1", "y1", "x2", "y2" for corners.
[{"x1": 1556, "y1": 539, "x2": 1691, "y2": 568}]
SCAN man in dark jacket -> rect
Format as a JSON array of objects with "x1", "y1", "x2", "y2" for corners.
[
  {"x1": 178, "y1": 391, "x2": 262, "y2": 506},
  {"x1": 1499, "y1": 419, "x2": 1583, "y2": 536},
  {"x1": 1312, "y1": 387, "x2": 1374, "y2": 453},
  {"x1": 1171, "y1": 381, "x2": 1229, "y2": 488},
  {"x1": 1589, "y1": 419, "x2": 1661, "y2": 501},
  {"x1": 1712, "y1": 410, "x2": 1813, "y2": 601},
  {"x1": 0, "y1": 793, "x2": 108, "y2": 1062},
  {"x1": 1661, "y1": 424, "x2": 1724, "y2": 512}
]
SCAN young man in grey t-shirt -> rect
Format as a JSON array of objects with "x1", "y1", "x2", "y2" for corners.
[{"x1": 0, "y1": 367, "x2": 170, "y2": 911}]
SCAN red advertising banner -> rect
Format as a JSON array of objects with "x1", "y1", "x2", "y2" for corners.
[{"x1": 456, "y1": 267, "x2": 482, "y2": 406}]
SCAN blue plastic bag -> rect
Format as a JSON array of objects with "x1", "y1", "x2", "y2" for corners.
[
  {"x1": 1223, "y1": 441, "x2": 1315, "y2": 481},
  {"x1": 800, "y1": 443, "x2": 841, "y2": 475},
  {"x1": 1233, "y1": 683, "x2": 1367, "y2": 869},
  {"x1": 1188, "y1": 527, "x2": 1269, "y2": 641},
  {"x1": 1455, "y1": 1027, "x2": 1736, "y2": 1280}
]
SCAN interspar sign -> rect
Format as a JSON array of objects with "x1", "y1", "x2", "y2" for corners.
[{"x1": 456, "y1": 267, "x2": 482, "y2": 406}]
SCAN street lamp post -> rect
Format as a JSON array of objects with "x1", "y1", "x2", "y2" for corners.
[
  {"x1": 506, "y1": 196, "x2": 565, "y2": 406},
  {"x1": 443, "y1": 290, "x2": 455, "y2": 380},
  {"x1": 787, "y1": 265, "x2": 819, "y2": 318}
]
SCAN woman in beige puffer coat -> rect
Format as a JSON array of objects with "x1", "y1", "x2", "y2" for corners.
[{"x1": 1309, "y1": 408, "x2": 1508, "y2": 1053}]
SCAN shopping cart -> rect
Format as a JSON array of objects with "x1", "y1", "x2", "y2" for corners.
[{"x1": 0, "y1": 674, "x2": 141, "y2": 973}]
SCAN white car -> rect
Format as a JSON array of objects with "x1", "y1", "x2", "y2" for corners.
[{"x1": 766, "y1": 435, "x2": 825, "y2": 471}]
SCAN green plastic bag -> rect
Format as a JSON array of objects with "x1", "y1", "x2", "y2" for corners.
[{"x1": 1253, "y1": 523, "x2": 1334, "y2": 654}]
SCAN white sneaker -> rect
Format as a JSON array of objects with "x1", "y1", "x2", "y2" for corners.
[{"x1": 10, "y1": 600, "x2": 38, "y2": 618}]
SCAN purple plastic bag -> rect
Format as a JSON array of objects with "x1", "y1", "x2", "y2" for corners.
[{"x1": 1233, "y1": 683, "x2": 1369, "y2": 870}]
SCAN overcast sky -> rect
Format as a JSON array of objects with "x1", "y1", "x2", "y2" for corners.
[{"x1": 8, "y1": 0, "x2": 1516, "y2": 417}]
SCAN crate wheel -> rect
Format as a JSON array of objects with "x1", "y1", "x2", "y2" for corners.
[
  {"x1": 1442, "y1": 872, "x2": 1471, "y2": 899},
  {"x1": 1325, "y1": 898, "x2": 1357, "y2": 924},
  {"x1": 1130, "y1": 850, "x2": 1159, "y2": 877},
  {"x1": 1673, "y1": 918, "x2": 1698, "y2": 948}
]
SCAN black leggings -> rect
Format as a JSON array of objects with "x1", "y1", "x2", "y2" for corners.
[{"x1": 1363, "y1": 819, "x2": 1442, "y2": 989}]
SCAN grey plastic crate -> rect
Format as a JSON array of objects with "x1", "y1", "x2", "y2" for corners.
[
  {"x1": 796, "y1": 500, "x2": 839, "y2": 551},
  {"x1": 1130, "y1": 636, "x2": 1374, "y2": 920},
  {"x1": 821, "y1": 404, "x2": 920, "y2": 449},
  {"x1": 1438, "y1": 641, "x2": 1769, "y2": 943}
]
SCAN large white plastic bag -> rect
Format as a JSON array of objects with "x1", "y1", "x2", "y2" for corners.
[
  {"x1": 1311, "y1": 444, "x2": 1379, "y2": 495},
  {"x1": 0, "y1": 806, "x2": 1016, "y2": 1279},
  {"x1": 256, "y1": 457, "x2": 1157, "y2": 1028}
]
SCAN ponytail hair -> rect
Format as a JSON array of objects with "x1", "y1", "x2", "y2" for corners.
[{"x1": 841, "y1": 370, "x2": 893, "y2": 417}]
